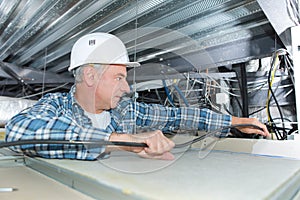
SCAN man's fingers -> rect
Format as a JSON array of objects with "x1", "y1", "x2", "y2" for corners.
[
  {"x1": 144, "y1": 137, "x2": 175, "y2": 155},
  {"x1": 134, "y1": 130, "x2": 175, "y2": 155}
]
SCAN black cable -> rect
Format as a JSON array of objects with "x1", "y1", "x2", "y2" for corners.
[
  {"x1": 224, "y1": 106, "x2": 233, "y2": 116},
  {"x1": 0, "y1": 124, "x2": 264, "y2": 150},
  {"x1": 249, "y1": 106, "x2": 266, "y2": 116},
  {"x1": 267, "y1": 55, "x2": 286, "y2": 140},
  {"x1": 0, "y1": 140, "x2": 148, "y2": 149},
  {"x1": 174, "y1": 124, "x2": 263, "y2": 148}
]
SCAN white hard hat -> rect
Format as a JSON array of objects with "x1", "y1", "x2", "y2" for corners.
[{"x1": 68, "y1": 32, "x2": 140, "y2": 71}]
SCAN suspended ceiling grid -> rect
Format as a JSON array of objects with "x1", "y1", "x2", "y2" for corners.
[{"x1": 0, "y1": 0, "x2": 288, "y2": 98}]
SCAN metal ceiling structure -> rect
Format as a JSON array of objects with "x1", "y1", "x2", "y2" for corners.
[{"x1": 0, "y1": 0, "x2": 298, "y2": 99}]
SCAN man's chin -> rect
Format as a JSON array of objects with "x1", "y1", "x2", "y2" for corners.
[{"x1": 111, "y1": 98, "x2": 121, "y2": 108}]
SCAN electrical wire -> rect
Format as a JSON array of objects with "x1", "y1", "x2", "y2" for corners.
[
  {"x1": 162, "y1": 80, "x2": 176, "y2": 107},
  {"x1": 266, "y1": 53, "x2": 279, "y2": 121},
  {"x1": 173, "y1": 84, "x2": 189, "y2": 107},
  {"x1": 0, "y1": 124, "x2": 264, "y2": 150},
  {"x1": 0, "y1": 140, "x2": 148, "y2": 149},
  {"x1": 267, "y1": 53, "x2": 284, "y2": 139},
  {"x1": 194, "y1": 75, "x2": 241, "y2": 97},
  {"x1": 265, "y1": 49, "x2": 295, "y2": 140}
]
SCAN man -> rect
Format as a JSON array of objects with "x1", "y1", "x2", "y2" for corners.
[{"x1": 5, "y1": 32, "x2": 269, "y2": 161}]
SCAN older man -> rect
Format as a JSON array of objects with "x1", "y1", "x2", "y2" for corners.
[{"x1": 5, "y1": 32, "x2": 269, "y2": 160}]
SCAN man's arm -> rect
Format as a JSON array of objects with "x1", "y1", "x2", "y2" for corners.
[
  {"x1": 5, "y1": 97, "x2": 110, "y2": 160},
  {"x1": 116, "y1": 99, "x2": 269, "y2": 138},
  {"x1": 115, "y1": 99, "x2": 232, "y2": 134}
]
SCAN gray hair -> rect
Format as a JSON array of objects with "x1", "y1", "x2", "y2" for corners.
[{"x1": 73, "y1": 64, "x2": 107, "y2": 84}]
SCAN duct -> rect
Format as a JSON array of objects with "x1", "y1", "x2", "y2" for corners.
[
  {"x1": 11, "y1": 0, "x2": 169, "y2": 70},
  {"x1": 13, "y1": 0, "x2": 118, "y2": 68},
  {"x1": 0, "y1": 96, "x2": 36, "y2": 127},
  {"x1": 0, "y1": 0, "x2": 277, "y2": 73},
  {"x1": 124, "y1": 0, "x2": 265, "y2": 57},
  {"x1": 0, "y1": 61, "x2": 74, "y2": 84}
]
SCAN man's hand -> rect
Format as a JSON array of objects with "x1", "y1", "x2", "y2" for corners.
[
  {"x1": 231, "y1": 116, "x2": 270, "y2": 138},
  {"x1": 134, "y1": 130, "x2": 175, "y2": 160},
  {"x1": 108, "y1": 130, "x2": 175, "y2": 160}
]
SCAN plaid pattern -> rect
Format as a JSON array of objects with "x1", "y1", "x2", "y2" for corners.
[
  {"x1": 5, "y1": 85, "x2": 231, "y2": 160},
  {"x1": 113, "y1": 99, "x2": 232, "y2": 134}
]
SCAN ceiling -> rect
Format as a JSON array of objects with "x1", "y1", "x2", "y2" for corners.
[{"x1": 0, "y1": 0, "x2": 296, "y2": 99}]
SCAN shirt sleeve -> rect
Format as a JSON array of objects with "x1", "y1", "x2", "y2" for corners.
[
  {"x1": 5, "y1": 95, "x2": 111, "y2": 160},
  {"x1": 115, "y1": 99, "x2": 232, "y2": 134}
]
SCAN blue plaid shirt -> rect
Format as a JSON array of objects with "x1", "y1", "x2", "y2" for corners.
[{"x1": 5, "y1": 86, "x2": 231, "y2": 160}]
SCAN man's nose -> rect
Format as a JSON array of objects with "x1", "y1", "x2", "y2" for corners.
[{"x1": 121, "y1": 81, "x2": 130, "y2": 93}]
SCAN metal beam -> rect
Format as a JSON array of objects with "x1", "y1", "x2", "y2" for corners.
[
  {"x1": 257, "y1": 0, "x2": 298, "y2": 51},
  {"x1": 158, "y1": 31, "x2": 283, "y2": 70}
]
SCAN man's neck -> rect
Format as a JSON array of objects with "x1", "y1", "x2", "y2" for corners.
[{"x1": 74, "y1": 84, "x2": 104, "y2": 114}]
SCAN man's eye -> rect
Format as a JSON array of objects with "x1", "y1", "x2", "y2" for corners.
[{"x1": 116, "y1": 77, "x2": 122, "y2": 81}]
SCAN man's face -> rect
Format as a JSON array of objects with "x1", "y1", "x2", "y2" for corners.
[{"x1": 94, "y1": 64, "x2": 130, "y2": 111}]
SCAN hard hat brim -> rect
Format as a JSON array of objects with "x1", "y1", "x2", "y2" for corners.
[
  {"x1": 118, "y1": 61, "x2": 140, "y2": 67},
  {"x1": 96, "y1": 61, "x2": 141, "y2": 68}
]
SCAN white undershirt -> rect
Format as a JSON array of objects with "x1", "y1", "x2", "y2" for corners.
[{"x1": 84, "y1": 110, "x2": 111, "y2": 130}]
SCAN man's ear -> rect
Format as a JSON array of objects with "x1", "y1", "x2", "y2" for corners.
[{"x1": 83, "y1": 66, "x2": 96, "y2": 86}]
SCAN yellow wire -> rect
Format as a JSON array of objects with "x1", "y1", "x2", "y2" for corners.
[{"x1": 266, "y1": 53, "x2": 279, "y2": 122}]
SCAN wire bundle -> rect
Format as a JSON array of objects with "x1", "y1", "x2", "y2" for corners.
[{"x1": 266, "y1": 49, "x2": 297, "y2": 139}]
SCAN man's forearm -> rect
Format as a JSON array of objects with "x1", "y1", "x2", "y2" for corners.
[{"x1": 107, "y1": 132, "x2": 144, "y2": 153}]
